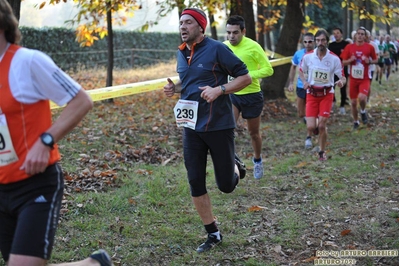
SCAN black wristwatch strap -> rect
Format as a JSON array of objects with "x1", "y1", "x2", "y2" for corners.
[{"x1": 40, "y1": 133, "x2": 55, "y2": 149}]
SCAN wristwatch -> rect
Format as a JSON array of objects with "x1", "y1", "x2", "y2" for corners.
[
  {"x1": 220, "y1": 85, "x2": 226, "y2": 95},
  {"x1": 40, "y1": 133, "x2": 55, "y2": 149}
]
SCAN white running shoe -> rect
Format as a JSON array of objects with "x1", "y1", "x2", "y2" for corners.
[
  {"x1": 253, "y1": 159, "x2": 263, "y2": 179},
  {"x1": 305, "y1": 138, "x2": 312, "y2": 149},
  {"x1": 339, "y1": 107, "x2": 346, "y2": 115}
]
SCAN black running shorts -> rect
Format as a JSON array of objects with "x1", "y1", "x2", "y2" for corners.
[
  {"x1": 230, "y1": 92, "x2": 264, "y2": 119},
  {"x1": 0, "y1": 164, "x2": 64, "y2": 261}
]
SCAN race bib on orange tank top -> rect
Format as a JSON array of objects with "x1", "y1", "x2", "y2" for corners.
[{"x1": 0, "y1": 114, "x2": 19, "y2": 166}]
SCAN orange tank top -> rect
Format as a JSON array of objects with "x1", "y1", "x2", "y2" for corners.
[{"x1": 0, "y1": 44, "x2": 60, "y2": 184}]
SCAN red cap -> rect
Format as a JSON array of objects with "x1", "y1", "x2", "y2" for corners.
[{"x1": 181, "y1": 8, "x2": 207, "y2": 32}]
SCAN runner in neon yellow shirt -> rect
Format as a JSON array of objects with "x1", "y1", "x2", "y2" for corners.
[{"x1": 224, "y1": 15, "x2": 274, "y2": 179}]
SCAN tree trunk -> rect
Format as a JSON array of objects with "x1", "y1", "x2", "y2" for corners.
[
  {"x1": 349, "y1": 0, "x2": 353, "y2": 35},
  {"x1": 230, "y1": 0, "x2": 240, "y2": 16},
  {"x1": 242, "y1": 0, "x2": 256, "y2": 41},
  {"x1": 106, "y1": 5, "x2": 113, "y2": 88},
  {"x1": 261, "y1": 0, "x2": 305, "y2": 100},
  {"x1": 229, "y1": 0, "x2": 256, "y2": 41},
  {"x1": 364, "y1": 0, "x2": 373, "y2": 31},
  {"x1": 359, "y1": 0, "x2": 373, "y2": 32},
  {"x1": 7, "y1": 0, "x2": 21, "y2": 20},
  {"x1": 208, "y1": 12, "x2": 218, "y2": 40},
  {"x1": 259, "y1": 4, "x2": 272, "y2": 50},
  {"x1": 359, "y1": 12, "x2": 366, "y2": 28},
  {"x1": 257, "y1": 3, "x2": 265, "y2": 48},
  {"x1": 385, "y1": 0, "x2": 391, "y2": 35},
  {"x1": 344, "y1": 4, "x2": 348, "y2": 38}
]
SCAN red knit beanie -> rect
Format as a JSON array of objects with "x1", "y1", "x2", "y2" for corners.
[{"x1": 181, "y1": 8, "x2": 207, "y2": 32}]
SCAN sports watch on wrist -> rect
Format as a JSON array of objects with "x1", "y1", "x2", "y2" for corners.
[
  {"x1": 40, "y1": 133, "x2": 55, "y2": 149},
  {"x1": 220, "y1": 85, "x2": 226, "y2": 95}
]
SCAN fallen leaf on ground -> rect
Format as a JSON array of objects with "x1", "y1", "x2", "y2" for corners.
[
  {"x1": 341, "y1": 229, "x2": 351, "y2": 236},
  {"x1": 248, "y1": 205, "x2": 266, "y2": 212}
]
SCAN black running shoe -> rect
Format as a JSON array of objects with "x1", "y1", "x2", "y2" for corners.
[
  {"x1": 234, "y1": 154, "x2": 246, "y2": 179},
  {"x1": 361, "y1": 112, "x2": 368, "y2": 124},
  {"x1": 196, "y1": 234, "x2": 223, "y2": 253},
  {"x1": 353, "y1": 122, "x2": 360, "y2": 130},
  {"x1": 90, "y1": 249, "x2": 112, "y2": 266},
  {"x1": 318, "y1": 151, "x2": 327, "y2": 161}
]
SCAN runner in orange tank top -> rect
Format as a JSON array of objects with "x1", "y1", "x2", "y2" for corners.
[{"x1": 0, "y1": 0, "x2": 112, "y2": 265}]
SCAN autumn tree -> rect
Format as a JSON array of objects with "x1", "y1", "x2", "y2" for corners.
[
  {"x1": 205, "y1": 0, "x2": 226, "y2": 40},
  {"x1": 38, "y1": 0, "x2": 140, "y2": 88},
  {"x1": 306, "y1": 0, "x2": 343, "y2": 32},
  {"x1": 257, "y1": 1, "x2": 281, "y2": 50},
  {"x1": 342, "y1": 0, "x2": 399, "y2": 34},
  {"x1": 261, "y1": 0, "x2": 305, "y2": 99}
]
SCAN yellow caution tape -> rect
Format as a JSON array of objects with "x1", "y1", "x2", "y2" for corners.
[
  {"x1": 269, "y1": 56, "x2": 293, "y2": 66},
  {"x1": 50, "y1": 76, "x2": 179, "y2": 109},
  {"x1": 50, "y1": 56, "x2": 292, "y2": 109},
  {"x1": 265, "y1": 49, "x2": 288, "y2": 59}
]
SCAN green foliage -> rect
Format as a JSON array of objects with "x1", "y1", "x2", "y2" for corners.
[
  {"x1": 306, "y1": 0, "x2": 343, "y2": 32},
  {"x1": 43, "y1": 0, "x2": 141, "y2": 46},
  {"x1": 20, "y1": 27, "x2": 180, "y2": 71}
]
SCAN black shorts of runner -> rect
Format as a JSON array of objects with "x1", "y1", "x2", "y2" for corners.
[
  {"x1": 183, "y1": 128, "x2": 238, "y2": 197},
  {"x1": 378, "y1": 62, "x2": 384, "y2": 68},
  {"x1": 0, "y1": 163, "x2": 64, "y2": 262},
  {"x1": 296, "y1": 87, "x2": 306, "y2": 99},
  {"x1": 230, "y1": 91, "x2": 264, "y2": 119},
  {"x1": 392, "y1": 53, "x2": 398, "y2": 64},
  {"x1": 384, "y1": 58, "x2": 392, "y2": 65}
]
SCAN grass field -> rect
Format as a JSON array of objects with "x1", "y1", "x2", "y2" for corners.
[{"x1": 36, "y1": 64, "x2": 399, "y2": 266}]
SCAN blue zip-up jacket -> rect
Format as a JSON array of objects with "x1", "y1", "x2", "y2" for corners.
[{"x1": 177, "y1": 37, "x2": 248, "y2": 132}]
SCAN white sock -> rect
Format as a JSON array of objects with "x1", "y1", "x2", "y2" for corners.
[{"x1": 210, "y1": 231, "x2": 221, "y2": 240}]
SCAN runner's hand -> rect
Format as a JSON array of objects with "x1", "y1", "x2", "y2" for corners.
[
  {"x1": 164, "y1": 78, "x2": 175, "y2": 97},
  {"x1": 199, "y1": 85, "x2": 220, "y2": 103},
  {"x1": 20, "y1": 139, "x2": 50, "y2": 175},
  {"x1": 335, "y1": 79, "x2": 344, "y2": 88}
]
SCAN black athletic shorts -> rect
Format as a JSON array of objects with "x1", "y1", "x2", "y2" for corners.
[
  {"x1": 230, "y1": 92, "x2": 264, "y2": 119},
  {"x1": 0, "y1": 164, "x2": 64, "y2": 262},
  {"x1": 296, "y1": 87, "x2": 307, "y2": 99},
  {"x1": 384, "y1": 58, "x2": 392, "y2": 65},
  {"x1": 183, "y1": 128, "x2": 237, "y2": 197}
]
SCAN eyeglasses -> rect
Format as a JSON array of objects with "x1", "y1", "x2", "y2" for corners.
[{"x1": 303, "y1": 40, "x2": 313, "y2": 44}]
